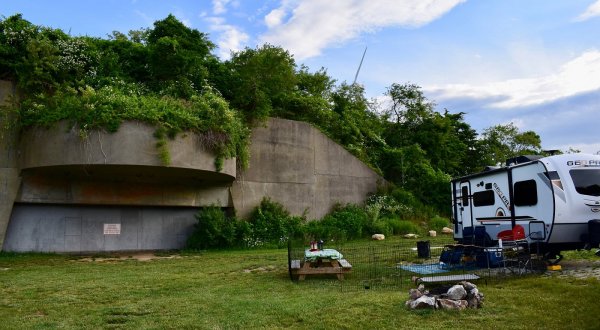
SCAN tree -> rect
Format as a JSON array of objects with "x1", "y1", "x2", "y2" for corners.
[
  {"x1": 329, "y1": 82, "x2": 385, "y2": 166},
  {"x1": 226, "y1": 44, "x2": 297, "y2": 122},
  {"x1": 385, "y1": 83, "x2": 435, "y2": 126},
  {"x1": 382, "y1": 83, "x2": 484, "y2": 176},
  {"x1": 379, "y1": 144, "x2": 451, "y2": 211},
  {"x1": 277, "y1": 66, "x2": 335, "y2": 123},
  {"x1": 480, "y1": 122, "x2": 542, "y2": 166},
  {"x1": 146, "y1": 14, "x2": 216, "y2": 97}
]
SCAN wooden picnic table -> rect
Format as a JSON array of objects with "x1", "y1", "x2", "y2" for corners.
[{"x1": 290, "y1": 249, "x2": 352, "y2": 280}]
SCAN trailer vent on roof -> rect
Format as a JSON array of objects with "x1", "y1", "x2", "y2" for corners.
[
  {"x1": 505, "y1": 155, "x2": 543, "y2": 166},
  {"x1": 483, "y1": 166, "x2": 500, "y2": 172}
]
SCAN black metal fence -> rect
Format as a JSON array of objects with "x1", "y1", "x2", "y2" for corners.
[{"x1": 288, "y1": 237, "x2": 546, "y2": 292}]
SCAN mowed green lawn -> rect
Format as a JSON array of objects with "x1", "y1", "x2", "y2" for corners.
[{"x1": 1, "y1": 248, "x2": 599, "y2": 329}]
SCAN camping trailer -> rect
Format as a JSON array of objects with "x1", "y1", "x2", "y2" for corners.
[{"x1": 451, "y1": 153, "x2": 600, "y2": 260}]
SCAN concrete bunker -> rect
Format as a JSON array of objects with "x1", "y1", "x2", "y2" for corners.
[{"x1": 0, "y1": 81, "x2": 383, "y2": 252}]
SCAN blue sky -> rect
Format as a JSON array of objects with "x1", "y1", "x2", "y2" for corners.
[{"x1": 2, "y1": 0, "x2": 600, "y2": 154}]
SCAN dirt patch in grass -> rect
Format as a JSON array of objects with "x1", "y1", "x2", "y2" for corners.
[
  {"x1": 242, "y1": 265, "x2": 278, "y2": 273},
  {"x1": 73, "y1": 252, "x2": 182, "y2": 263},
  {"x1": 547, "y1": 259, "x2": 600, "y2": 280}
]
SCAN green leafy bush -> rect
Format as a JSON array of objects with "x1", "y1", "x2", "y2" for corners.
[
  {"x1": 388, "y1": 187, "x2": 438, "y2": 220},
  {"x1": 317, "y1": 204, "x2": 368, "y2": 241},
  {"x1": 186, "y1": 206, "x2": 237, "y2": 249},
  {"x1": 367, "y1": 219, "x2": 391, "y2": 236},
  {"x1": 248, "y1": 197, "x2": 303, "y2": 247},
  {"x1": 429, "y1": 215, "x2": 450, "y2": 232},
  {"x1": 387, "y1": 218, "x2": 421, "y2": 235}
]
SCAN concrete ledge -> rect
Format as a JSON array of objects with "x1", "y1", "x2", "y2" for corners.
[{"x1": 19, "y1": 121, "x2": 236, "y2": 180}]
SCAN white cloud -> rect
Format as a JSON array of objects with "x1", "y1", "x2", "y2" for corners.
[
  {"x1": 576, "y1": 0, "x2": 600, "y2": 21},
  {"x1": 259, "y1": 0, "x2": 465, "y2": 60},
  {"x1": 213, "y1": 0, "x2": 231, "y2": 15},
  {"x1": 265, "y1": 8, "x2": 286, "y2": 28},
  {"x1": 205, "y1": 17, "x2": 249, "y2": 59},
  {"x1": 427, "y1": 50, "x2": 600, "y2": 108}
]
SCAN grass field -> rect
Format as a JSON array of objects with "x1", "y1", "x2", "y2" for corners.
[{"x1": 1, "y1": 244, "x2": 599, "y2": 329}]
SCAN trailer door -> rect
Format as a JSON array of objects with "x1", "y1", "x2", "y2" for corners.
[
  {"x1": 511, "y1": 162, "x2": 554, "y2": 241},
  {"x1": 457, "y1": 181, "x2": 473, "y2": 235}
]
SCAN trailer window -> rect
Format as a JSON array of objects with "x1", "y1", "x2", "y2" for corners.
[
  {"x1": 461, "y1": 186, "x2": 469, "y2": 206},
  {"x1": 473, "y1": 190, "x2": 495, "y2": 207},
  {"x1": 514, "y1": 180, "x2": 538, "y2": 206},
  {"x1": 570, "y1": 169, "x2": 600, "y2": 197}
]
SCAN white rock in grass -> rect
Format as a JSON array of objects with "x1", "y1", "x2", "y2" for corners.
[
  {"x1": 447, "y1": 285, "x2": 467, "y2": 300},
  {"x1": 403, "y1": 234, "x2": 419, "y2": 239},
  {"x1": 442, "y1": 227, "x2": 453, "y2": 234},
  {"x1": 437, "y1": 299, "x2": 468, "y2": 310},
  {"x1": 428, "y1": 230, "x2": 437, "y2": 237},
  {"x1": 372, "y1": 234, "x2": 385, "y2": 240},
  {"x1": 409, "y1": 295, "x2": 436, "y2": 309}
]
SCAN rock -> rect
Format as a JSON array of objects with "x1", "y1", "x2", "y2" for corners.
[
  {"x1": 407, "y1": 282, "x2": 485, "y2": 311},
  {"x1": 442, "y1": 227, "x2": 453, "y2": 234},
  {"x1": 437, "y1": 299, "x2": 468, "y2": 310},
  {"x1": 428, "y1": 230, "x2": 437, "y2": 237},
  {"x1": 372, "y1": 234, "x2": 385, "y2": 240},
  {"x1": 409, "y1": 295, "x2": 436, "y2": 309},
  {"x1": 469, "y1": 287, "x2": 479, "y2": 296},
  {"x1": 447, "y1": 285, "x2": 467, "y2": 300},
  {"x1": 460, "y1": 281, "x2": 477, "y2": 291},
  {"x1": 466, "y1": 289, "x2": 484, "y2": 308},
  {"x1": 409, "y1": 288, "x2": 422, "y2": 300},
  {"x1": 404, "y1": 233, "x2": 419, "y2": 239}
]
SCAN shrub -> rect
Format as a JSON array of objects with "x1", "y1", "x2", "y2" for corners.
[
  {"x1": 302, "y1": 220, "x2": 325, "y2": 241},
  {"x1": 367, "y1": 219, "x2": 391, "y2": 236},
  {"x1": 429, "y1": 215, "x2": 450, "y2": 232},
  {"x1": 234, "y1": 220, "x2": 254, "y2": 248},
  {"x1": 186, "y1": 206, "x2": 236, "y2": 249},
  {"x1": 248, "y1": 197, "x2": 301, "y2": 247},
  {"x1": 318, "y1": 204, "x2": 368, "y2": 241},
  {"x1": 388, "y1": 188, "x2": 439, "y2": 220},
  {"x1": 387, "y1": 218, "x2": 421, "y2": 235}
]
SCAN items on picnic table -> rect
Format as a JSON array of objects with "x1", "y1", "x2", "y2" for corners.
[{"x1": 304, "y1": 249, "x2": 343, "y2": 262}]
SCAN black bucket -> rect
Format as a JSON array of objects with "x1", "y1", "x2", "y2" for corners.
[
  {"x1": 589, "y1": 220, "x2": 600, "y2": 247},
  {"x1": 417, "y1": 240, "x2": 431, "y2": 258}
]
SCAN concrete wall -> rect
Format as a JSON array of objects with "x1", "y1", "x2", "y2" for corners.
[
  {"x1": 4, "y1": 204, "x2": 198, "y2": 252},
  {"x1": 0, "y1": 80, "x2": 20, "y2": 250},
  {"x1": 231, "y1": 118, "x2": 383, "y2": 219}
]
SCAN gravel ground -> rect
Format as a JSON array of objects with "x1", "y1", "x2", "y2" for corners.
[{"x1": 544, "y1": 259, "x2": 600, "y2": 280}]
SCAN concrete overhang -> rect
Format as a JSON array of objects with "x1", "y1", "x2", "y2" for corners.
[
  {"x1": 21, "y1": 164, "x2": 235, "y2": 185},
  {"x1": 18, "y1": 121, "x2": 236, "y2": 180}
]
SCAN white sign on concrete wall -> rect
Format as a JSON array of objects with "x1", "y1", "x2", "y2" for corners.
[{"x1": 103, "y1": 223, "x2": 121, "y2": 235}]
